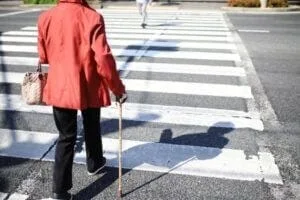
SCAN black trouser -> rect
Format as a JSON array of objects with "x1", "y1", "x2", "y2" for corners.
[{"x1": 52, "y1": 106, "x2": 103, "y2": 193}]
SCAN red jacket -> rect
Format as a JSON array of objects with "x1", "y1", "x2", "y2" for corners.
[{"x1": 37, "y1": 0, "x2": 125, "y2": 109}]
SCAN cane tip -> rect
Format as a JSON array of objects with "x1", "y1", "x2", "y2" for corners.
[{"x1": 117, "y1": 190, "x2": 122, "y2": 198}]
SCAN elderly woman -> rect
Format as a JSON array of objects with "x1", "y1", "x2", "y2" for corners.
[{"x1": 38, "y1": 0, "x2": 127, "y2": 199}]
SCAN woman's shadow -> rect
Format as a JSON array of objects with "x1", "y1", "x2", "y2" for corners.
[{"x1": 74, "y1": 122, "x2": 234, "y2": 199}]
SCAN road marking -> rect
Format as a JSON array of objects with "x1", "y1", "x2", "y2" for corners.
[
  {"x1": 2, "y1": 30, "x2": 233, "y2": 42},
  {"x1": 0, "y1": 56, "x2": 244, "y2": 77},
  {"x1": 0, "y1": 71, "x2": 251, "y2": 98},
  {"x1": 106, "y1": 21, "x2": 229, "y2": 28},
  {"x1": 238, "y1": 29, "x2": 270, "y2": 33},
  {"x1": 0, "y1": 36, "x2": 37, "y2": 43},
  {"x1": 0, "y1": 56, "x2": 37, "y2": 66},
  {"x1": 0, "y1": 36, "x2": 236, "y2": 49},
  {"x1": 0, "y1": 129, "x2": 282, "y2": 184},
  {"x1": 0, "y1": 44, "x2": 240, "y2": 61},
  {"x1": 122, "y1": 79, "x2": 251, "y2": 98},
  {"x1": 21, "y1": 26, "x2": 231, "y2": 36},
  {"x1": 22, "y1": 24, "x2": 230, "y2": 31},
  {"x1": 0, "y1": 94, "x2": 262, "y2": 130},
  {"x1": 117, "y1": 62, "x2": 245, "y2": 77},
  {"x1": 0, "y1": 9, "x2": 40, "y2": 18},
  {"x1": 0, "y1": 192, "x2": 29, "y2": 200}
]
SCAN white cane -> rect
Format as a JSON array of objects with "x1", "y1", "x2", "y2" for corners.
[{"x1": 117, "y1": 102, "x2": 123, "y2": 198}]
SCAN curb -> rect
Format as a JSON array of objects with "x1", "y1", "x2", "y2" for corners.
[{"x1": 221, "y1": 5, "x2": 300, "y2": 13}]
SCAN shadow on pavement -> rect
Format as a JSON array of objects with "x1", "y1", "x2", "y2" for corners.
[{"x1": 74, "y1": 122, "x2": 235, "y2": 199}]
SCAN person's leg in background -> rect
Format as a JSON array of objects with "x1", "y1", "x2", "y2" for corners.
[
  {"x1": 82, "y1": 108, "x2": 106, "y2": 175},
  {"x1": 52, "y1": 107, "x2": 77, "y2": 199},
  {"x1": 137, "y1": 1, "x2": 147, "y2": 28},
  {"x1": 137, "y1": 2, "x2": 143, "y2": 17},
  {"x1": 141, "y1": 2, "x2": 148, "y2": 28}
]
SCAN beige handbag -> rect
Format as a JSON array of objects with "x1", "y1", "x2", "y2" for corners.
[{"x1": 21, "y1": 62, "x2": 48, "y2": 105}]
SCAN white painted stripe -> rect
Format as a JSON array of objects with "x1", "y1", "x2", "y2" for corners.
[
  {"x1": 114, "y1": 49, "x2": 240, "y2": 61},
  {"x1": 0, "y1": 129, "x2": 282, "y2": 184},
  {"x1": 2, "y1": 31, "x2": 233, "y2": 42},
  {"x1": 107, "y1": 25, "x2": 228, "y2": 31},
  {"x1": 108, "y1": 29, "x2": 231, "y2": 36},
  {"x1": 108, "y1": 22, "x2": 230, "y2": 30},
  {"x1": 0, "y1": 36, "x2": 235, "y2": 49},
  {"x1": 102, "y1": 15, "x2": 224, "y2": 21},
  {"x1": 0, "y1": 44, "x2": 36, "y2": 53},
  {"x1": 20, "y1": 27, "x2": 231, "y2": 36},
  {"x1": 0, "y1": 94, "x2": 262, "y2": 130},
  {"x1": 105, "y1": 20, "x2": 228, "y2": 27},
  {"x1": 0, "y1": 56, "x2": 37, "y2": 66},
  {"x1": 238, "y1": 29, "x2": 270, "y2": 33},
  {"x1": 0, "y1": 36, "x2": 37, "y2": 43},
  {"x1": 0, "y1": 192, "x2": 8, "y2": 199},
  {"x1": 117, "y1": 62, "x2": 245, "y2": 77},
  {"x1": 133, "y1": 34, "x2": 233, "y2": 42},
  {"x1": 0, "y1": 129, "x2": 57, "y2": 160},
  {"x1": 105, "y1": 40, "x2": 236, "y2": 50},
  {"x1": 122, "y1": 79, "x2": 252, "y2": 98},
  {"x1": 101, "y1": 12, "x2": 222, "y2": 16},
  {"x1": 4, "y1": 193, "x2": 29, "y2": 200},
  {"x1": 0, "y1": 44, "x2": 240, "y2": 61},
  {"x1": 22, "y1": 25, "x2": 230, "y2": 32},
  {"x1": 0, "y1": 72, "x2": 251, "y2": 98},
  {"x1": 0, "y1": 9, "x2": 40, "y2": 18},
  {"x1": 2, "y1": 31, "x2": 37, "y2": 36},
  {"x1": 0, "y1": 56, "x2": 245, "y2": 77}
]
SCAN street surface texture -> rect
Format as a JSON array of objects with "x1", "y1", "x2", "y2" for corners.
[{"x1": 0, "y1": 6, "x2": 299, "y2": 200}]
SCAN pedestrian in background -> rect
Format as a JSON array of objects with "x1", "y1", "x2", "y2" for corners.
[
  {"x1": 136, "y1": 0, "x2": 152, "y2": 28},
  {"x1": 37, "y1": 0, "x2": 127, "y2": 199}
]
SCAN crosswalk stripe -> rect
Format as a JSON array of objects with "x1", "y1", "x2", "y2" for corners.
[
  {"x1": 116, "y1": 49, "x2": 240, "y2": 61},
  {"x1": 0, "y1": 36, "x2": 236, "y2": 49},
  {"x1": 99, "y1": 14, "x2": 224, "y2": 20},
  {"x1": 20, "y1": 27, "x2": 231, "y2": 36},
  {"x1": 105, "y1": 22, "x2": 229, "y2": 30},
  {"x1": 2, "y1": 31, "x2": 233, "y2": 42},
  {"x1": 0, "y1": 56, "x2": 245, "y2": 77},
  {"x1": 122, "y1": 79, "x2": 251, "y2": 98},
  {"x1": 109, "y1": 24, "x2": 231, "y2": 31},
  {"x1": 0, "y1": 94, "x2": 262, "y2": 130},
  {"x1": 0, "y1": 44, "x2": 240, "y2": 61},
  {"x1": 0, "y1": 36, "x2": 37, "y2": 43},
  {"x1": 0, "y1": 129, "x2": 282, "y2": 184},
  {"x1": 0, "y1": 56, "x2": 37, "y2": 66},
  {"x1": 22, "y1": 23, "x2": 229, "y2": 30},
  {"x1": 106, "y1": 21, "x2": 229, "y2": 28},
  {"x1": 0, "y1": 72, "x2": 251, "y2": 98},
  {"x1": 118, "y1": 62, "x2": 245, "y2": 77},
  {"x1": 112, "y1": 40, "x2": 236, "y2": 49},
  {"x1": 0, "y1": 192, "x2": 29, "y2": 200},
  {"x1": 0, "y1": 9, "x2": 40, "y2": 18}
]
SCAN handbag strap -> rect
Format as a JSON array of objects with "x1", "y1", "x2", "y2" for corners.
[{"x1": 37, "y1": 61, "x2": 42, "y2": 73}]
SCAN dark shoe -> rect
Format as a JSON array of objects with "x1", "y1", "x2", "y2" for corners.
[
  {"x1": 141, "y1": 23, "x2": 146, "y2": 28},
  {"x1": 51, "y1": 192, "x2": 72, "y2": 200},
  {"x1": 87, "y1": 157, "x2": 106, "y2": 176}
]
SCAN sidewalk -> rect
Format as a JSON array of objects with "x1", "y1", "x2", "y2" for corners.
[{"x1": 0, "y1": 0, "x2": 300, "y2": 12}]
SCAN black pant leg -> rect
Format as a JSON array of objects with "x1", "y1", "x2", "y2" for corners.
[
  {"x1": 52, "y1": 106, "x2": 77, "y2": 194},
  {"x1": 81, "y1": 107, "x2": 103, "y2": 172}
]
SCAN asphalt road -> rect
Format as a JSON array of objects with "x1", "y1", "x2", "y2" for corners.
[{"x1": 228, "y1": 12, "x2": 300, "y2": 199}]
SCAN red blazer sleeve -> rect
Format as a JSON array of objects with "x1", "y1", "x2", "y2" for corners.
[
  {"x1": 37, "y1": 16, "x2": 48, "y2": 64},
  {"x1": 91, "y1": 15, "x2": 125, "y2": 96}
]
